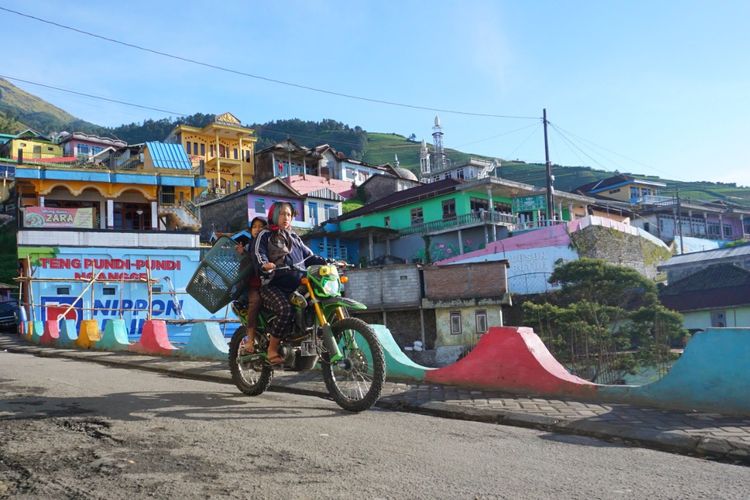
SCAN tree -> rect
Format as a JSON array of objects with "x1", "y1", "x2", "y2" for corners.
[{"x1": 522, "y1": 258, "x2": 685, "y2": 383}]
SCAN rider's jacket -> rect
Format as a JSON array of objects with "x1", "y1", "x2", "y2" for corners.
[{"x1": 253, "y1": 229, "x2": 326, "y2": 292}]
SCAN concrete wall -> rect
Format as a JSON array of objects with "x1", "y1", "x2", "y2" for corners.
[
  {"x1": 344, "y1": 264, "x2": 422, "y2": 308},
  {"x1": 354, "y1": 309, "x2": 437, "y2": 350},
  {"x1": 683, "y1": 307, "x2": 750, "y2": 330},
  {"x1": 434, "y1": 306, "x2": 503, "y2": 347},
  {"x1": 199, "y1": 195, "x2": 249, "y2": 241}
]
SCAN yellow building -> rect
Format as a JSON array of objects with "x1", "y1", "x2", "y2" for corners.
[
  {"x1": 166, "y1": 112, "x2": 257, "y2": 195},
  {"x1": 1, "y1": 129, "x2": 63, "y2": 160}
]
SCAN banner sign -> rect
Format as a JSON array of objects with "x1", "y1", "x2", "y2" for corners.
[
  {"x1": 23, "y1": 207, "x2": 94, "y2": 229},
  {"x1": 512, "y1": 195, "x2": 547, "y2": 213}
]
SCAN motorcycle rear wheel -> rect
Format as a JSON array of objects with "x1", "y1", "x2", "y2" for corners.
[
  {"x1": 229, "y1": 326, "x2": 273, "y2": 396},
  {"x1": 321, "y1": 318, "x2": 385, "y2": 412}
]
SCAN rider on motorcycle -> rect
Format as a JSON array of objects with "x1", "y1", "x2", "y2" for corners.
[{"x1": 253, "y1": 201, "x2": 326, "y2": 365}]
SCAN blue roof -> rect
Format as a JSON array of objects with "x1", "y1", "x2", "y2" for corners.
[{"x1": 146, "y1": 142, "x2": 192, "y2": 170}]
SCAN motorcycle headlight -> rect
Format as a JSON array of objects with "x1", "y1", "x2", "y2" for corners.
[{"x1": 322, "y1": 279, "x2": 340, "y2": 296}]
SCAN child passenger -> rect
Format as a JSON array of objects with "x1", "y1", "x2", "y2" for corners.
[{"x1": 236, "y1": 216, "x2": 267, "y2": 353}]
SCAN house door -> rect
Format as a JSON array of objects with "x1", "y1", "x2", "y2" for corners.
[{"x1": 308, "y1": 202, "x2": 319, "y2": 226}]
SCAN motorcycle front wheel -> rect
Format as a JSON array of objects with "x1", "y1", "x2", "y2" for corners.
[
  {"x1": 321, "y1": 317, "x2": 386, "y2": 412},
  {"x1": 228, "y1": 326, "x2": 273, "y2": 396}
]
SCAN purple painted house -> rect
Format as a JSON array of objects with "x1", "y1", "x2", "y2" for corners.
[{"x1": 57, "y1": 131, "x2": 127, "y2": 161}]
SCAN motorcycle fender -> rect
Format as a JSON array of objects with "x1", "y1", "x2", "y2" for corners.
[{"x1": 320, "y1": 297, "x2": 368, "y2": 310}]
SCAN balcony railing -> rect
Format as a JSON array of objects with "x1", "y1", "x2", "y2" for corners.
[{"x1": 399, "y1": 211, "x2": 516, "y2": 236}]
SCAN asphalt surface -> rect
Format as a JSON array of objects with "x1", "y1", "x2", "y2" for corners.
[{"x1": 2, "y1": 333, "x2": 749, "y2": 466}]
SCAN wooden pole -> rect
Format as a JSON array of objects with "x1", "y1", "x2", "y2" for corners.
[
  {"x1": 146, "y1": 258, "x2": 153, "y2": 320},
  {"x1": 26, "y1": 256, "x2": 35, "y2": 322}
]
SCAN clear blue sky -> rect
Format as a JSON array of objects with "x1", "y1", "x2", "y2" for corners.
[{"x1": 2, "y1": 0, "x2": 749, "y2": 186}]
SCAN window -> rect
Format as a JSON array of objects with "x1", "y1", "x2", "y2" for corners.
[
  {"x1": 254, "y1": 198, "x2": 265, "y2": 214},
  {"x1": 456, "y1": 168, "x2": 464, "y2": 180},
  {"x1": 210, "y1": 145, "x2": 216, "y2": 157},
  {"x1": 745, "y1": 220, "x2": 750, "y2": 235},
  {"x1": 475, "y1": 310, "x2": 488, "y2": 334},
  {"x1": 494, "y1": 202, "x2": 511, "y2": 213},
  {"x1": 186, "y1": 142, "x2": 192, "y2": 155},
  {"x1": 723, "y1": 224, "x2": 733, "y2": 238},
  {"x1": 103, "y1": 287, "x2": 116, "y2": 296},
  {"x1": 470, "y1": 197, "x2": 489, "y2": 212},
  {"x1": 324, "y1": 204, "x2": 338, "y2": 220},
  {"x1": 308, "y1": 201, "x2": 319, "y2": 226},
  {"x1": 77, "y1": 144, "x2": 90, "y2": 156},
  {"x1": 442, "y1": 199, "x2": 456, "y2": 219},
  {"x1": 57, "y1": 287, "x2": 70, "y2": 295},
  {"x1": 233, "y1": 148, "x2": 238, "y2": 160},
  {"x1": 450, "y1": 312, "x2": 462, "y2": 335},
  {"x1": 200, "y1": 143, "x2": 206, "y2": 155},
  {"x1": 707, "y1": 222, "x2": 721, "y2": 237},
  {"x1": 410, "y1": 207, "x2": 424, "y2": 225},
  {"x1": 710, "y1": 310, "x2": 727, "y2": 327},
  {"x1": 384, "y1": 216, "x2": 391, "y2": 227},
  {"x1": 445, "y1": 172, "x2": 452, "y2": 179}
]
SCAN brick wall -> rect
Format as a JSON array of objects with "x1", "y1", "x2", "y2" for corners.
[{"x1": 423, "y1": 261, "x2": 508, "y2": 300}]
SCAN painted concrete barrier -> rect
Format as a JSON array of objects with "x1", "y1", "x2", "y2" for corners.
[
  {"x1": 178, "y1": 322, "x2": 229, "y2": 360},
  {"x1": 30, "y1": 320, "x2": 44, "y2": 345},
  {"x1": 129, "y1": 320, "x2": 178, "y2": 355},
  {"x1": 425, "y1": 326, "x2": 598, "y2": 398},
  {"x1": 40, "y1": 320, "x2": 60, "y2": 346},
  {"x1": 75, "y1": 319, "x2": 101, "y2": 349},
  {"x1": 96, "y1": 319, "x2": 131, "y2": 351},
  {"x1": 58, "y1": 320, "x2": 78, "y2": 347},
  {"x1": 370, "y1": 324, "x2": 433, "y2": 381},
  {"x1": 600, "y1": 328, "x2": 750, "y2": 415},
  {"x1": 23, "y1": 320, "x2": 33, "y2": 341}
]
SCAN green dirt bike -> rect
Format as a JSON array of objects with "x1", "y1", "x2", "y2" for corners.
[{"x1": 228, "y1": 260, "x2": 386, "y2": 412}]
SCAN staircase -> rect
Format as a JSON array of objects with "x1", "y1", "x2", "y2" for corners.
[{"x1": 158, "y1": 201, "x2": 201, "y2": 231}]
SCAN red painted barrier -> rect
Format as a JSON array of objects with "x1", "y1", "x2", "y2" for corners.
[
  {"x1": 129, "y1": 320, "x2": 178, "y2": 355},
  {"x1": 425, "y1": 326, "x2": 598, "y2": 397},
  {"x1": 40, "y1": 320, "x2": 60, "y2": 346}
]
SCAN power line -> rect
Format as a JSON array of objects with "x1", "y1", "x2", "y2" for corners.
[
  {"x1": 0, "y1": 6, "x2": 539, "y2": 121},
  {"x1": 548, "y1": 125, "x2": 611, "y2": 171},
  {"x1": 0, "y1": 74, "x2": 188, "y2": 117},
  {"x1": 549, "y1": 121, "x2": 672, "y2": 178},
  {"x1": 454, "y1": 122, "x2": 539, "y2": 149},
  {"x1": 0, "y1": 74, "x2": 362, "y2": 146}
]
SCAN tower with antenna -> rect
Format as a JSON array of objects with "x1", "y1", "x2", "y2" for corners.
[
  {"x1": 432, "y1": 115, "x2": 447, "y2": 173},
  {"x1": 419, "y1": 139, "x2": 431, "y2": 181}
]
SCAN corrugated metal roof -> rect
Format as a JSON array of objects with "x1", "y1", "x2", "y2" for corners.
[
  {"x1": 146, "y1": 142, "x2": 192, "y2": 170},
  {"x1": 660, "y1": 244, "x2": 750, "y2": 268}
]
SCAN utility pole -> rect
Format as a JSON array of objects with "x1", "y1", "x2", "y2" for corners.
[
  {"x1": 676, "y1": 187, "x2": 684, "y2": 254},
  {"x1": 543, "y1": 109, "x2": 554, "y2": 224}
]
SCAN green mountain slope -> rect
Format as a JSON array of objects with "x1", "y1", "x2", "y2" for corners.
[{"x1": 0, "y1": 78, "x2": 103, "y2": 134}]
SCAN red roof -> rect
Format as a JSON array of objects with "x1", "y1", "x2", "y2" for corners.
[{"x1": 282, "y1": 174, "x2": 355, "y2": 198}]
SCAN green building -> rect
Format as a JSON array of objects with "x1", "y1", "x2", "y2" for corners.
[{"x1": 323, "y1": 177, "x2": 594, "y2": 264}]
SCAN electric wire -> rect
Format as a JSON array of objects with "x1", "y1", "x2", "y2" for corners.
[
  {"x1": 549, "y1": 122, "x2": 672, "y2": 178},
  {"x1": 0, "y1": 74, "x2": 370, "y2": 148},
  {"x1": 0, "y1": 74, "x2": 188, "y2": 117},
  {"x1": 506, "y1": 125, "x2": 541, "y2": 160},
  {"x1": 0, "y1": 6, "x2": 539, "y2": 121},
  {"x1": 454, "y1": 122, "x2": 539, "y2": 149},
  {"x1": 548, "y1": 125, "x2": 615, "y2": 171}
]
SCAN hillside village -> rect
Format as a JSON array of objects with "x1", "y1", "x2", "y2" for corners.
[{"x1": 2, "y1": 83, "x2": 750, "y2": 364}]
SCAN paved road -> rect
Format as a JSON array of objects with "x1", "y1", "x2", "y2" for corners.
[{"x1": 2, "y1": 352, "x2": 749, "y2": 499}]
